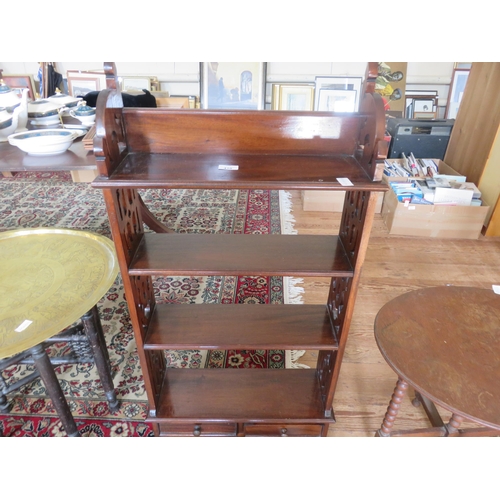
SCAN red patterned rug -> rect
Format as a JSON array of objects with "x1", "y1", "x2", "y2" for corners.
[{"x1": 0, "y1": 171, "x2": 302, "y2": 437}]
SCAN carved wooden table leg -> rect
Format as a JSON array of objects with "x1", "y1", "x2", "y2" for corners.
[
  {"x1": 81, "y1": 306, "x2": 120, "y2": 412},
  {"x1": 446, "y1": 413, "x2": 465, "y2": 436},
  {"x1": 375, "y1": 378, "x2": 409, "y2": 437},
  {"x1": 0, "y1": 375, "x2": 13, "y2": 412},
  {"x1": 29, "y1": 343, "x2": 80, "y2": 437}
]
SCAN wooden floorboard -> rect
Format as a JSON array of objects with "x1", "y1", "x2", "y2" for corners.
[{"x1": 288, "y1": 190, "x2": 500, "y2": 437}]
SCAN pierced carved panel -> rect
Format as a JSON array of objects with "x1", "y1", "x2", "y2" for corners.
[
  {"x1": 129, "y1": 275, "x2": 155, "y2": 343},
  {"x1": 317, "y1": 276, "x2": 352, "y2": 407},
  {"x1": 339, "y1": 190, "x2": 369, "y2": 266},
  {"x1": 145, "y1": 350, "x2": 166, "y2": 414},
  {"x1": 109, "y1": 187, "x2": 144, "y2": 265},
  {"x1": 327, "y1": 276, "x2": 352, "y2": 341}
]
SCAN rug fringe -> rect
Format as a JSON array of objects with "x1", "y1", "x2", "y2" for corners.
[
  {"x1": 279, "y1": 190, "x2": 305, "y2": 306},
  {"x1": 286, "y1": 350, "x2": 310, "y2": 369},
  {"x1": 279, "y1": 190, "x2": 298, "y2": 235},
  {"x1": 284, "y1": 277, "x2": 305, "y2": 304}
]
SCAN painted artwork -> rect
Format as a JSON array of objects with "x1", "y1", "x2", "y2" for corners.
[{"x1": 201, "y1": 62, "x2": 266, "y2": 110}]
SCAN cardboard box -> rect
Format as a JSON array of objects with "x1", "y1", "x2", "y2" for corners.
[
  {"x1": 381, "y1": 160, "x2": 489, "y2": 239},
  {"x1": 382, "y1": 159, "x2": 465, "y2": 184},
  {"x1": 301, "y1": 190, "x2": 384, "y2": 213}
]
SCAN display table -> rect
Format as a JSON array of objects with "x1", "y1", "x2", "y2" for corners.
[
  {"x1": 0, "y1": 139, "x2": 97, "y2": 182},
  {"x1": 374, "y1": 286, "x2": 500, "y2": 437},
  {"x1": 0, "y1": 228, "x2": 120, "y2": 436},
  {"x1": 0, "y1": 116, "x2": 97, "y2": 182}
]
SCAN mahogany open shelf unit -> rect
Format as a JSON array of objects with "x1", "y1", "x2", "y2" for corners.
[{"x1": 92, "y1": 62, "x2": 387, "y2": 437}]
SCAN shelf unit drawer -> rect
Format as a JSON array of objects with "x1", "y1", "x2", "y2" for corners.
[
  {"x1": 244, "y1": 423, "x2": 324, "y2": 437},
  {"x1": 158, "y1": 422, "x2": 237, "y2": 437}
]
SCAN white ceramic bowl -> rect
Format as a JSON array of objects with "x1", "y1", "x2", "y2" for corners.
[
  {"x1": 28, "y1": 99, "x2": 64, "y2": 126},
  {"x1": 8, "y1": 129, "x2": 79, "y2": 156}
]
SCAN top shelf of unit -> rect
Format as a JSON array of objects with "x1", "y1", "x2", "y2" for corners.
[{"x1": 92, "y1": 153, "x2": 388, "y2": 191}]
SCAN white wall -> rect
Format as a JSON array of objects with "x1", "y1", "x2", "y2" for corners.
[{"x1": 1, "y1": 61, "x2": 457, "y2": 111}]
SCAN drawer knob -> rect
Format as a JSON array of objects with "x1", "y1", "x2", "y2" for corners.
[
  {"x1": 193, "y1": 425, "x2": 201, "y2": 437},
  {"x1": 280, "y1": 428, "x2": 288, "y2": 436}
]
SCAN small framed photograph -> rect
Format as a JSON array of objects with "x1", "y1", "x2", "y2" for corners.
[
  {"x1": 314, "y1": 76, "x2": 362, "y2": 112},
  {"x1": 271, "y1": 83, "x2": 315, "y2": 111},
  {"x1": 317, "y1": 89, "x2": 357, "y2": 112},
  {"x1": 200, "y1": 62, "x2": 266, "y2": 110},
  {"x1": 445, "y1": 68, "x2": 470, "y2": 119},
  {"x1": 405, "y1": 94, "x2": 438, "y2": 118},
  {"x1": 413, "y1": 98, "x2": 436, "y2": 113},
  {"x1": 66, "y1": 70, "x2": 107, "y2": 97},
  {"x1": 121, "y1": 77, "x2": 154, "y2": 92},
  {"x1": 2, "y1": 74, "x2": 37, "y2": 100}
]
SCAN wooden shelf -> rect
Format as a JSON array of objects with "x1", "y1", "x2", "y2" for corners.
[
  {"x1": 92, "y1": 153, "x2": 387, "y2": 191},
  {"x1": 144, "y1": 303, "x2": 337, "y2": 350},
  {"x1": 151, "y1": 369, "x2": 335, "y2": 423},
  {"x1": 93, "y1": 66, "x2": 386, "y2": 436},
  {"x1": 129, "y1": 233, "x2": 353, "y2": 277}
]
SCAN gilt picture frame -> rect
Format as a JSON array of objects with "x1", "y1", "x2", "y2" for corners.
[
  {"x1": 121, "y1": 77, "x2": 154, "y2": 92},
  {"x1": 200, "y1": 62, "x2": 266, "y2": 110},
  {"x1": 271, "y1": 83, "x2": 315, "y2": 111}
]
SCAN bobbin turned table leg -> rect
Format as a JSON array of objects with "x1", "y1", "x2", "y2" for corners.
[
  {"x1": 446, "y1": 413, "x2": 465, "y2": 435},
  {"x1": 29, "y1": 344, "x2": 80, "y2": 437},
  {"x1": 0, "y1": 375, "x2": 13, "y2": 412},
  {"x1": 375, "y1": 378, "x2": 409, "y2": 437},
  {"x1": 81, "y1": 306, "x2": 120, "y2": 412}
]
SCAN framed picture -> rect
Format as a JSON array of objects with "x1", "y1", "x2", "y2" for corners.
[
  {"x1": 318, "y1": 89, "x2": 357, "y2": 112},
  {"x1": 405, "y1": 93, "x2": 438, "y2": 118},
  {"x1": 314, "y1": 76, "x2": 362, "y2": 112},
  {"x1": 271, "y1": 83, "x2": 315, "y2": 111},
  {"x1": 200, "y1": 62, "x2": 266, "y2": 110},
  {"x1": 121, "y1": 77, "x2": 154, "y2": 92},
  {"x1": 67, "y1": 70, "x2": 107, "y2": 97},
  {"x1": 446, "y1": 68, "x2": 470, "y2": 119},
  {"x1": 2, "y1": 74, "x2": 37, "y2": 100}
]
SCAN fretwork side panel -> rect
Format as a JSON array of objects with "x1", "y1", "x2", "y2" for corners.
[
  {"x1": 317, "y1": 189, "x2": 378, "y2": 412},
  {"x1": 101, "y1": 186, "x2": 163, "y2": 413},
  {"x1": 101, "y1": 187, "x2": 144, "y2": 267},
  {"x1": 318, "y1": 276, "x2": 352, "y2": 412},
  {"x1": 339, "y1": 190, "x2": 371, "y2": 268},
  {"x1": 144, "y1": 349, "x2": 166, "y2": 418}
]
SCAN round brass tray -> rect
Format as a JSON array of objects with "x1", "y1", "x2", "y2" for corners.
[{"x1": 0, "y1": 228, "x2": 119, "y2": 359}]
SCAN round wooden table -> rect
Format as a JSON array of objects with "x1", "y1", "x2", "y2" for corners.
[
  {"x1": 0, "y1": 228, "x2": 119, "y2": 436},
  {"x1": 374, "y1": 286, "x2": 500, "y2": 437}
]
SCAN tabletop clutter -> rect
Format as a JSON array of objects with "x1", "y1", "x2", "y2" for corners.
[
  {"x1": 384, "y1": 153, "x2": 482, "y2": 207},
  {"x1": 1, "y1": 78, "x2": 95, "y2": 154}
]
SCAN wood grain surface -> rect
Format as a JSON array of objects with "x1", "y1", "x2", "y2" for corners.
[{"x1": 288, "y1": 190, "x2": 500, "y2": 437}]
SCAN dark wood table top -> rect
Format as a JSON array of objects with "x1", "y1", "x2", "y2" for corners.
[
  {"x1": 0, "y1": 117, "x2": 96, "y2": 172},
  {"x1": 0, "y1": 139, "x2": 96, "y2": 171},
  {"x1": 374, "y1": 286, "x2": 500, "y2": 430}
]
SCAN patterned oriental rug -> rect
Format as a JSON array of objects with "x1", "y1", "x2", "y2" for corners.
[{"x1": 0, "y1": 171, "x2": 304, "y2": 437}]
